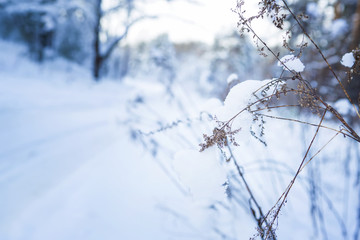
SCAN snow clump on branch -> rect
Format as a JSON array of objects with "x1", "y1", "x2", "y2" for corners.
[
  {"x1": 341, "y1": 52, "x2": 355, "y2": 68},
  {"x1": 278, "y1": 54, "x2": 305, "y2": 72}
]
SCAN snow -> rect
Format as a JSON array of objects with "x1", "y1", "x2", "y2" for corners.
[
  {"x1": 306, "y1": 2, "x2": 319, "y2": 17},
  {"x1": 278, "y1": 54, "x2": 305, "y2": 72},
  {"x1": 331, "y1": 19, "x2": 348, "y2": 37},
  {"x1": 341, "y1": 52, "x2": 355, "y2": 68},
  {"x1": 0, "y1": 40, "x2": 184, "y2": 240},
  {"x1": 173, "y1": 149, "x2": 226, "y2": 201},
  {"x1": 42, "y1": 15, "x2": 55, "y2": 31},
  {"x1": 216, "y1": 79, "x2": 272, "y2": 130},
  {"x1": 226, "y1": 73, "x2": 238, "y2": 84},
  {"x1": 198, "y1": 98, "x2": 223, "y2": 115},
  {"x1": 1, "y1": 40, "x2": 360, "y2": 240},
  {"x1": 334, "y1": 98, "x2": 352, "y2": 115}
]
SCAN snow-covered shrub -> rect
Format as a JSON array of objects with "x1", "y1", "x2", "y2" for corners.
[
  {"x1": 127, "y1": 1, "x2": 360, "y2": 239},
  {"x1": 192, "y1": 0, "x2": 360, "y2": 238}
]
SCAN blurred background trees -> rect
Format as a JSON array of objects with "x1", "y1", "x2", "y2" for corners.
[
  {"x1": 284, "y1": 0, "x2": 360, "y2": 103},
  {"x1": 0, "y1": 1, "x2": 359, "y2": 239},
  {"x1": 0, "y1": 0, "x2": 261, "y2": 86},
  {"x1": 0, "y1": 0, "x2": 358, "y2": 101},
  {"x1": 0, "y1": 0, "x2": 94, "y2": 63}
]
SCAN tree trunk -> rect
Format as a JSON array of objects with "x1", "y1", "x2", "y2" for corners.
[
  {"x1": 350, "y1": 0, "x2": 360, "y2": 50},
  {"x1": 347, "y1": 0, "x2": 360, "y2": 106},
  {"x1": 93, "y1": 0, "x2": 102, "y2": 80}
]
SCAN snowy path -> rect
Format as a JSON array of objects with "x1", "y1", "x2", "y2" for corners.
[{"x1": 0, "y1": 77, "x2": 182, "y2": 240}]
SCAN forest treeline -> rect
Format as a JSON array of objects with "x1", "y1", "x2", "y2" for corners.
[{"x1": 0, "y1": 0, "x2": 359, "y2": 102}]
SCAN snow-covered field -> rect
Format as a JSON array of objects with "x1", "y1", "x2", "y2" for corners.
[
  {"x1": 0, "y1": 40, "x2": 359, "y2": 240},
  {"x1": 0, "y1": 41, "x2": 187, "y2": 240}
]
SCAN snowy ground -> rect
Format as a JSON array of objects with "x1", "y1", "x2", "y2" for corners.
[
  {"x1": 0, "y1": 41, "x2": 188, "y2": 240},
  {"x1": 0, "y1": 41, "x2": 359, "y2": 240}
]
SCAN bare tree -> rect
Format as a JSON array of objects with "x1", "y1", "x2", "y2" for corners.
[{"x1": 92, "y1": 0, "x2": 159, "y2": 80}]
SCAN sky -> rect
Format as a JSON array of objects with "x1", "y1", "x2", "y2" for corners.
[
  {"x1": 126, "y1": 0, "x2": 239, "y2": 44},
  {"x1": 101, "y1": 0, "x2": 278, "y2": 45}
]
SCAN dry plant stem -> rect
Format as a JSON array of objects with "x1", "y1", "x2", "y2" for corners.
[
  {"x1": 237, "y1": 14, "x2": 296, "y2": 74},
  {"x1": 219, "y1": 88, "x2": 300, "y2": 131},
  {"x1": 237, "y1": 1, "x2": 360, "y2": 139},
  {"x1": 254, "y1": 104, "x2": 301, "y2": 111},
  {"x1": 216, "y1": 80, "x2": 359, "y2": 145},
  {"x1": 252, "y1": 103, "x2": 357, "y2": 139},
  {"x1": 227, "y1": 145, "x2": 276, "y2": 240},
  {"x1": 294, "y1": 75, "x2": 359, "y2": 142},
  {"x1": 281, "y1": 0, "x2": 360, "y2": 119},
  {"x1": 314, "y1": 96, "x2": 360, "y2": 142},
  {"x1": 232, "y1": 2, "x2": 360, "y2": 237},
  {"x1": 299, "y1": 132, "x2": 340, "y2": 172},
  {"x1": 257, "y1": 113, "x2": 357, "y2": 141},
  {"x1": 264, "y1": 109, "x2": 327, "y2": 239},
  {"x1": 219, "y1": 86, "x2": 359, "y2": 142}
]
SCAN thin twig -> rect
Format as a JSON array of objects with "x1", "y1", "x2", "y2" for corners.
[
  {"x1": 227, "y1": 145, "x2": 276, "y2": 240},
  {"x1": 264, "y1": 108, "x2": 327, "y2": 239},
  {"x1": 281, "y1": 0, "x2": 360, "y2": 119},
  {"x1": 299, "y1": 132, "x2": 340, "y2": 172},
  {"x1": 257, "y1": 113, "x2": 356, "y2": 141}
]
